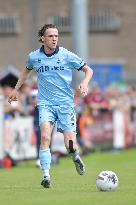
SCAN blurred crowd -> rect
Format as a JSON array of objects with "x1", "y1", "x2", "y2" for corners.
[
  {"x1": 1, "y1": 82, "x2": 136, "y2": 165},
  {"x1": 74, "y1": 83, "x2": 136, "y2": 152}
]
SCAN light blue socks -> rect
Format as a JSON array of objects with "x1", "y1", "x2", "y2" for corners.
[{"x1": 39, "y1": 148, "x2": 51, "y2": 178}]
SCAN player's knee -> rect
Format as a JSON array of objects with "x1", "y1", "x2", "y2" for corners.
[{"x1": 41, "y1": 134, "x2": 51, "y2": 146}]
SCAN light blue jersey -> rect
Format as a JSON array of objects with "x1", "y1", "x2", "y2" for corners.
[{"x1": 26, "y1": 46, "x2": 86, "y2": 106}]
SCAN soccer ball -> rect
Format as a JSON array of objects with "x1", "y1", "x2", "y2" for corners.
[{"x1": 96, "y1": 170, "x2": 119, "y2": 191}]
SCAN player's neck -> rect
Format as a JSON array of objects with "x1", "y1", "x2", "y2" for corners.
[
  {"x1": 44, "y1": 45, "x2": 56, "y2": 54},
  {"x1": 40, "y1": 45, "x2": 59, "y2": 56}
]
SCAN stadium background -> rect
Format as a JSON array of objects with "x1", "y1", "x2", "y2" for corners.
[{"x1": 0, "y1": 0, "x2": 136, "y2": 83}]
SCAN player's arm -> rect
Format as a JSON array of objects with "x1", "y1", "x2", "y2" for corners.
[
  {"x1": 8, "y1": 69, "x2": 32, "y2": 104},
  {"x1": 78, "y1": 65, "x2": 93, "y2": 97}
]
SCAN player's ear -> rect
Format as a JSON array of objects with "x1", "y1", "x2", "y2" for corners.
[{"x1": 41, "y1": 36, "x2": 45, "y2": 42}]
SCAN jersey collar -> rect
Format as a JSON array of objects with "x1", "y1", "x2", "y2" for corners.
[{"x1": 40, "y1": 45, "x2": 59, "y2": 57}]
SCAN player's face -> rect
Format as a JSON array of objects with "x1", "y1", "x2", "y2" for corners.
[{"x1": 42, "y1": 28, "x2": 58, "y2": 52}]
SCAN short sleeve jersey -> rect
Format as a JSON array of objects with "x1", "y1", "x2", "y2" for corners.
[{"x1": 26, "y1": 46, "x2": 86, "y2": 106}]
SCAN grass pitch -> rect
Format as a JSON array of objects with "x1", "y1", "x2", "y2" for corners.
[{"x1": 0, "y1": 148, "x2": 136, "y2": 205}]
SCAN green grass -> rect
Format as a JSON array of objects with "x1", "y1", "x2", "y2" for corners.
[{"x1": 0, "y1": 148, "x2": 136, "y2": 205}]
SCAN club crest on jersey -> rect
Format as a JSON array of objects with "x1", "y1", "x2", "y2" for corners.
[{"x1": 57, "y1": 58, "x2": 61, "y2": 64}]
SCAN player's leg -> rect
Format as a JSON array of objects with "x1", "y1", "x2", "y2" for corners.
[
  {"x1": 57, "y1": 105, "x2": 85, "y2": 175},
  {"x1": 64, "y1": 131, "x2": 85, "y2": 175},
  {"x1": 38, "y1": 105, "x2": 56, "y2": 188},
  {"x1": 39, "y1": 122, "x2": 54, "y2": 188}
]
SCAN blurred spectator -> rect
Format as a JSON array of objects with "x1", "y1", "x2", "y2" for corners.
[
  {"x1": 84, "y1": 85, "x2": 105, "y2": 115},
  {"x1": 77, "y1": 105, "x2": 93, "y2": 155}
]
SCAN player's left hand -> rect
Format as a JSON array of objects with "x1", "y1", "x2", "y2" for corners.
[{"x1": 78, "y1": 82, "x2": 88, "y2": 97}]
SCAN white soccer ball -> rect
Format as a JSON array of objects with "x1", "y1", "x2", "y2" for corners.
[{"x1": 96, "y1": 170, "x2": 119, "y2": 191}]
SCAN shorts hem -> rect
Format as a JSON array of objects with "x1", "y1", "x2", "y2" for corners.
[
  {"x1": 57, "y1": 127, "x2": 76, "y2": 133},
  {"x1": 39, "y1": 120, "x2": 54, "y2": 125}
]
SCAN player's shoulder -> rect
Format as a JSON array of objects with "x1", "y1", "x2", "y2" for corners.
[
  {"x1": 59, "y1": 46, "x2": 74, "y2": 55},
  {"x1": 59, "y1": 46, "x2": 67, "y2": 53},
  {"x1": 27, "y1": 48, "x2": 41, "y2": 58}
]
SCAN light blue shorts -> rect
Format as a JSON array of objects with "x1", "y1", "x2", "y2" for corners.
[{"x1": 38, "y1": 105, "x2": 76, "y2": 133}]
